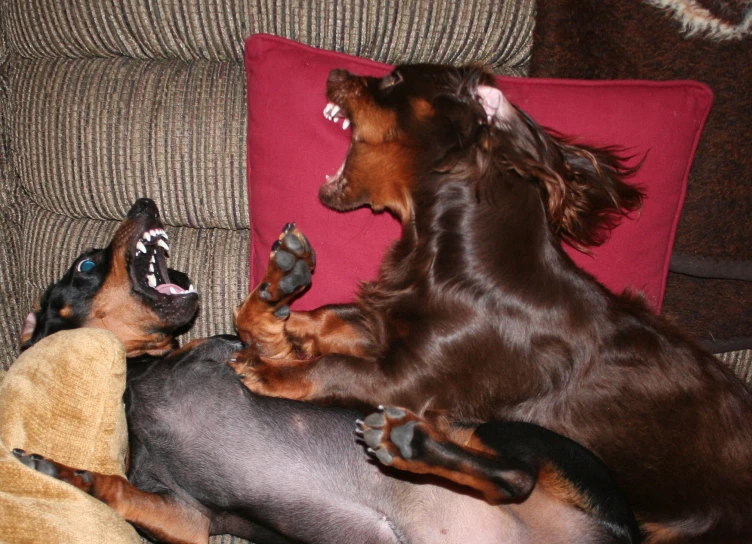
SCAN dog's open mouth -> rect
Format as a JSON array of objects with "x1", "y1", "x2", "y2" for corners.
[
  {"x1": 323, "y1": 101, "x2": 351, "y2": 189},
  {"x1": 131, "y1": 226, "x2": 196, "y2": 298}
]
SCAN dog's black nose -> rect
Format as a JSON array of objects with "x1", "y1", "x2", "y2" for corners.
[{"x1": 127, "y1": 198, "x2": 159, "y2": 220}]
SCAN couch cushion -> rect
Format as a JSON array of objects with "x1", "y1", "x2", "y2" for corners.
[
  {"x1": 3, "y1": 0, "x2": 533, "y2": 75},
  {"x1": 8, "y1": 58, "x2": 248, "y2": 229},
  {"x1": 245, "y1": 34, "x2": 712, "y2": 312},
  {"x1": 0, "y1": 328, "x2": 139, "y2": 543}
]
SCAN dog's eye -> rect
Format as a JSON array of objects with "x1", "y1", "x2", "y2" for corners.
[
  {"x1": 77, "y1": 259, "x2": 96, "y2": 272},
  {"x1": 379, "y1": 71, "x2": 404, "y2": 90}
]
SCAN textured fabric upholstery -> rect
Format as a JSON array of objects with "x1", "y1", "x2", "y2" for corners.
[{"x1": 3, "y1": 0, "x2": 534, "y2": 71}]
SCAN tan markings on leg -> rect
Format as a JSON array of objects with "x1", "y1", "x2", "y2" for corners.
[
  {"x1": 285, "y1": 308, "x2": 374, "y2": 358},
  {"x1": 536, "y1": 461, "x2": 593, "y2": 514},
  {"x1": 167, "y1": 338, "x2": 207, "y2": 359},
  {"x1": 229, "y1": 349, "x2": 315, "y2": 400},
  {"x1": 28, "y1": 457, "x2": 209, "y2": 544}
]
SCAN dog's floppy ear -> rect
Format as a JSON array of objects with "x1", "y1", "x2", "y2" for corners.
[
  {"x1": 536, "y1": 136, "x2": 645, "y2": 250},
  {"x1": 427, "y1": 72, "x2": 495, "y2": 171},
  {"x1": 476, "y1": 85, "x2": 516, "y2": 126},
  {"x1": 20, "y1": 311, "x2": 38, "y2": 348}
]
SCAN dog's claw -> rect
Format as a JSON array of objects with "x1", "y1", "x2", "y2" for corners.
[
  {"x1": 259, "y1": 283, "x2": 271, "y2": 301},
  {"x1": 13, "y1": 450, "x2": 60, "y2": 477}
]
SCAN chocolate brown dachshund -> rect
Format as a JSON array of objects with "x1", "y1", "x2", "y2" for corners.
[{"x1": 232, "y1": 65, "x2": 752, "y2": 543}]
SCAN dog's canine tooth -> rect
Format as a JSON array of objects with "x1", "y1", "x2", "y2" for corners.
[
  {"x1": 143, "y1": 231, "x2": 152, "y2": 242},
  {"x1": 147, "y1": 274, "x2": 157, "y2": 288},
  {"x1": 149, "y1": 263, "x2": 155, "y2": 273},
  {"x1": 330, "y1": 105, "x2": 340, "y2": 119},
  {"x1": 136, "y1": 241, "x2": 147, "y2": 254},
  {"x1": 342, "y1": 118, "x2": 350, "y2": 130},
  {"x1": 157, "y1": 239, "x2": 169, "y2": 252}
]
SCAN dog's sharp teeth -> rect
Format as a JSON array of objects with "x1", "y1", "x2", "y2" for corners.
[
  {"x1": 160, "y1": 229, "x2": 168, "y2": 240},
  {"x1": 188, "y1": 284, "x2": 195, "y2": 293},
  {"x1": 330, "y1": 105, "x2": 340, "y2": 119},
  {"x1": 342, "y1": 118, "x2": 350, "y2": 130},
  {"x1": 170, "y1": 287, "x2": 177, "y2": 294},
  {"x1": 157, "y1": 239, "x2": 169, "y2": 252},
  {"x1": 147, "y1": 274, "x2": 157, "y2": 288},
  {"x1": 149, "y1": 263, "x2": 155, "y2": 273},
  {"x1": 143, "y1": 231, "x2": 152, "y2": 242},
  {"x1": 136, "y1": 241, "x2": 147, "y2": 254},
  {"x1": 151, "y1": 254, "x2": 156, "y2": 264}
]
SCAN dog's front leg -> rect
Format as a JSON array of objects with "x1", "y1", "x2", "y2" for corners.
[
  {"x1": 235, "y1": 224, "x2": 378, "y2": 359},
  {"x1": 234, "y1": 224, "x2": 316, "y2": 359},
  {"x1": 13, "y1": 450, "x2": 210, "y2": 544},
  {"x1": 229, "y1": 350, "x2": 392, "y2": 407}
]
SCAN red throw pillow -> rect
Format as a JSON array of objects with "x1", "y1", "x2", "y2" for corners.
[{"x1": 245, "y1": 34, "x2": 712, "y2": 312}]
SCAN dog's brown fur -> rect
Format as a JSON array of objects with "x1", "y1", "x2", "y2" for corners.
[{"x1": 232, "y1": 65, "x2": 752, "y2": 543}]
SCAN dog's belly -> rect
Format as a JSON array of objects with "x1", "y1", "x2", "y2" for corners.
[{"x1": 399, "y1": 484, "x2": 605, "y2": 544}]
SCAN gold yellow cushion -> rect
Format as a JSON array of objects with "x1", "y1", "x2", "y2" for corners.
[{"x1": 0, "y1": 328, "x2": 139, "y2": 543}]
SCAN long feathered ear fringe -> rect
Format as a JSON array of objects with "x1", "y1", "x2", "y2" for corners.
[
  {"x1": 493, "y1": 107, "x2": 646, "y2": 250},
  {"x1": 536, "y1": 134, "x2": 645, "y2": 251}
]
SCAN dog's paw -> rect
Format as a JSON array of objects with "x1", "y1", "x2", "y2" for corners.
[
  {"x1": 228, "y1": 348, "x2": 314, "y2": 400},
  {"x1": 258, "y1": 224, "x2": 315, "y2": 310},
  {"x1": 356, "y1": 406, "x2": 428, "y2": 467},
  {"x1": 12, "y1": 449, "x2": 94, "y2": 493}
]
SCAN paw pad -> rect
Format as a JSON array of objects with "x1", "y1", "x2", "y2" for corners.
[
  {"x1": 356, "y1": 406, "x2": 423, "y2": 466},
  {"x1": 256, "y1": 224, "x2": 316, "y2": 307}
]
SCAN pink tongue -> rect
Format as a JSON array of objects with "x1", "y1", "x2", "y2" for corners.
[{"x1": 155, "y1": 283, "x2": 187, "y2": 295}]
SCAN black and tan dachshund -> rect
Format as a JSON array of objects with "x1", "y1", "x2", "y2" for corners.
[
  {"x1": 20, "y1": 197, "x2": 199, "y2": 356},
  {"x1": 16, "y1": 200, "x2": 639, "y2": 543}
]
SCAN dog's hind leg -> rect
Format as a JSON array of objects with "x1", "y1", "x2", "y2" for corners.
[
  {"x1": 13, "y1": 450, "x2": 210, "y2": 544},
  {"x1": 357, "y1": 408, "x2": 642, "y2": 544},
  {"x1": 357, "y1": 407, "x2": 537, "y2": 503}
]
